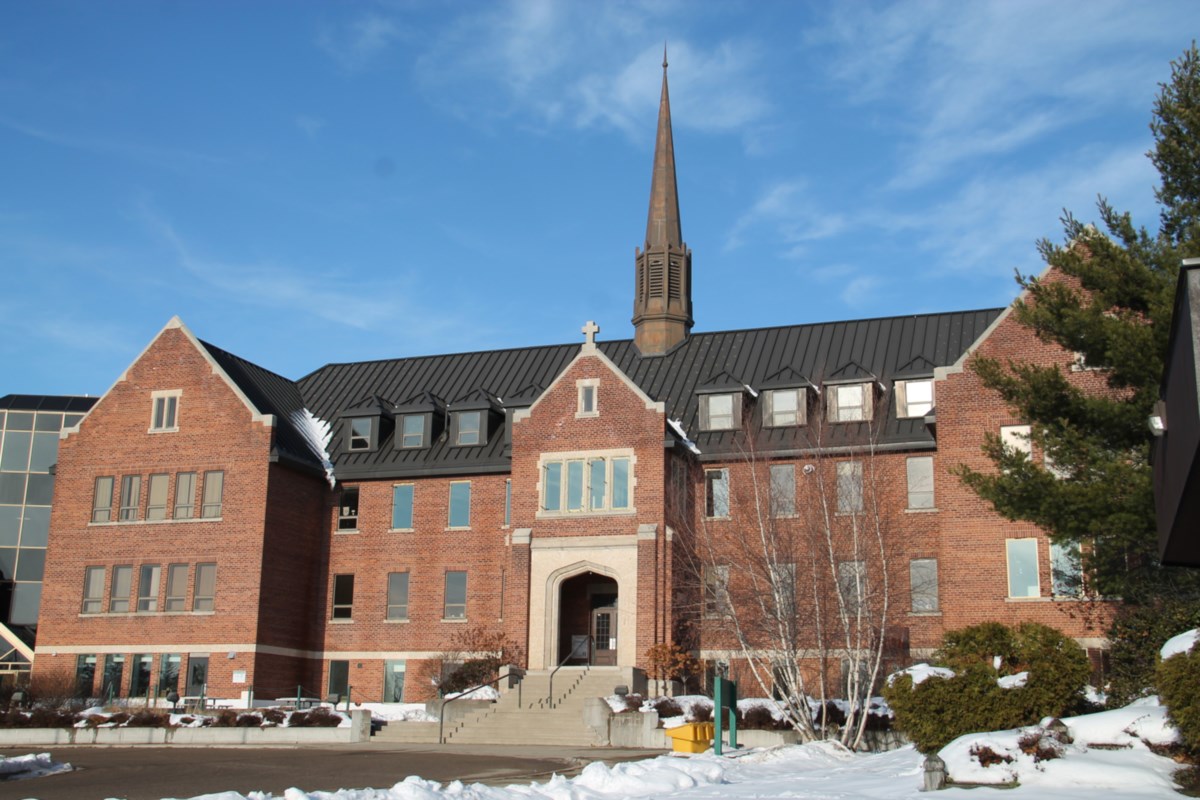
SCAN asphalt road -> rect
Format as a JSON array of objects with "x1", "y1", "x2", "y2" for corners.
[{"x1": 0, "y1": 743, "x2": 660, "y2": 800}]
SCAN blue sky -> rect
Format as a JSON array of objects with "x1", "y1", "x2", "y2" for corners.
[{"x1": 2, "y1": 1, "x2": 1197, "y2": 396}]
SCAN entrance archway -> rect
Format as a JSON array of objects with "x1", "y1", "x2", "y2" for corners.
[{"x1": 557, "y1": 572, "x2": 618, "y2": 666}]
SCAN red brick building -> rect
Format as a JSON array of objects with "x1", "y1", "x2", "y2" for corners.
[{"x1": 32, "y1": 63, "x2": 1112, "y2": 703}]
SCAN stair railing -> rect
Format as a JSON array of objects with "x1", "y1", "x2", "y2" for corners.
[
  {"x1": 438, "y1": 672, "x2": 517, "y2": 744},
  {"x1": 547, "y1": 635, "x2": 592, "y2": 709}
]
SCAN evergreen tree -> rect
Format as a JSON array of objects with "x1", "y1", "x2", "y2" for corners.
[{"x1": 955, "y1": 44, "x2": 1200, "y2": 603}]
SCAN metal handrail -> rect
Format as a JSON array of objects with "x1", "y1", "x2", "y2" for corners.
[
  {"x1": 438, "y1": 671, "x2": 519, "y2": 744},
  {"x1": 547, "y1": 635, "x2": 592, "y2": 709}
]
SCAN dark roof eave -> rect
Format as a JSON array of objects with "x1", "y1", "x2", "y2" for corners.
[{"x1": 269, "y1": 450, "x2": 329, "y2": 479}]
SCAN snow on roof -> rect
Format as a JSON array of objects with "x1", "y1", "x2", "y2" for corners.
[
  {"x1": 293, "y1": 409, "x2": 336, "y2": 488},
  {"x1": 1160, "y1": 628, "x2": 1198, "y2": 660},
  {"x1": 668, "y1": 418, "x2": 702, "y2": 455}
]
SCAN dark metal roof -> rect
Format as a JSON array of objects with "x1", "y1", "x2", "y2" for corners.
[
  {"x1": 198, "y1": 340, "x2": 325, "y2": 473},
  {"x1": 0, "y1": 395, "x2": 97, "y2": 413},
  {"x1": 297, "y1": 307, "x2": 1005, "y2": 476}
]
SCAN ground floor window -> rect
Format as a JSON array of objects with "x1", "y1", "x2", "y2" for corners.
[
  {"x1": 328, "y1": 660, "x2": 350, "y2": 701},
  {"x1": 129, "y1": 654, "x2": 154, "y2": 698},
  {"x1": 383, "y1": 660, "x2": 406, "y2": 703},
  {"x1": 159, "y1": 654, "x2": 181, "y2": 695},
  {"x1": 101, "y1": 654, "x2": 125, "y2": 700},
  {"x1": 75, "y1": 654, "x2": 96, "y2": 698}
]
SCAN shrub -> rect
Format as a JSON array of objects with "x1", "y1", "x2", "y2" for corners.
[
  {"x1": 652, "y1": 697, "x2": 683, "y2": 719},
  {"x1": 970, "y1": 743, "x2": 1014, "y2": 768},
  {"x1": 1157, "y1": 643, "x2": 1200, "y2": 755},
  {"x1": 125, "y1": 710, "x2": 170, "y2": 728},
  {"x1": 691, "y1": 700, "x2": 714, "y2": 723},
  {"x1": 619, "y1": 693, "x2": 643, "y2": 712},
  {"x1": 236, "y1": 713, "x2": 263, "y2": 727},
  {"x1": 438, "y1": 656, "x2": 503, "y2": 695},
  {"x1": 291, "y1": 706, "x2": 341, "y2": 728},
  {"x1": 738, "y1": 705, "x2": 789, "y2": 731},
  {"x1": 262, "y1": 708, "x2": 286, "y2": 725},
  {"x1": 884, "y1": 622, "x2": 1090, "y2": 754},
  {"x1": 211, "y1": 709, "x2": 239, "y2": 727},
  {"x1": 106, "y1": 712, "x2": 131, "y2": 726},
  {"x1": 1108, "y1": 600, "x2": 1200, "y2": 707}
]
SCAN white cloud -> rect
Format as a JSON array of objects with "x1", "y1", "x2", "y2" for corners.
[
  {"x1": 725, "y1": 181, "x2": 847, "y2": 254},
  {"x1": 412, "y1": 2, "x2": 770, "y2": 143},
  {"x1": 841, "y1": 275, "x2": 883, "y2": 309},
  {"x1": 317, "y1": 12, "x2": 404, "y2": 71},
  {"x1": 295, "y1": 115, "x2": 325, "y2": 138},
  {"x1": 809, "y1": 0, "x2": 1188, "y2": 187}
]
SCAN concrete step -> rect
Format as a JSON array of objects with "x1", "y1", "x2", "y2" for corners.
[{"x1": 372, "y1": 722, "x2": 438, "y2": 743}]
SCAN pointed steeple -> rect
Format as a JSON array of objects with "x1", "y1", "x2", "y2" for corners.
[
  {"x1": 645, "y1": 46, "x2": 683, "y2": 250},
  {"x1": 633, "y1": 47, "x2": 693, "y2": 355}
]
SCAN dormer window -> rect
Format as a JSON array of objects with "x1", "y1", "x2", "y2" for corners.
[
  {"x1": 700, "y1": 393, "x2": 739, "y2": 431},
  {"x1": 896, "y1": 379, "x2": 934, "y2": 418},
  {"x1": 765, "y1": 388, "x2": 806, "y2": 427},
  {"x1": 399, "y1": 414, "x2": 425, "y2": 448},
  {"x1": 827, "y1": 383, "x2": 872, "y2": 423},
  {"x1": 455, "y1": 411, "x2": 482, "y2": 446},
  {"x1": 150, "y1": 390, "x2": 180, "y2": 433},
  {"x1": 348, "y1": 418, "x2": 374, "y2": 451}
]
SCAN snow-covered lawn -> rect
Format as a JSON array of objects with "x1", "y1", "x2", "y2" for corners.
[{"x1": 0, "y1": 696, "x2": 1186, "y2": 798}]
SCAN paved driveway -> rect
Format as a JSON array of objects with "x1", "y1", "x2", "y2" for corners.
[{"x1": 0, "y1": 743, "x2": 661, "y2": 800}]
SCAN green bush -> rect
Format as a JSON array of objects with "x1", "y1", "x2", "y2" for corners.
[
  {"x1": 439, "y1": 656, "x2": 503, "y2": 695},
  {"x1": 1157, "y1": 642, "x2": 1200, "y2": 755},
  {"x1": 884, "y1": 622, "x2": 1090, "y2": 754},
  {"x1": 1107, "y1": 599, "x2": 1200, "y2": 707}
]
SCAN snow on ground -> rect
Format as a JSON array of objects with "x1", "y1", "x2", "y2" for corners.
[
  {"x1": 0, "y1": 752, "x2": 73, "y2": 781},
  {"x1": 5, "y1": 699, "x2": 1186, "y2": 798},
  {"x1": 359, "y1": 703, "x2": 438, "y2": 723},
  {"x1": 1161, "y1": 628, "x2": 1198, "y2": 659}
]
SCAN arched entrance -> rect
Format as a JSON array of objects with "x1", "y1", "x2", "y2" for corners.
[{"x1": 557, "y1": 572, "x2": 618, "y2": 666}]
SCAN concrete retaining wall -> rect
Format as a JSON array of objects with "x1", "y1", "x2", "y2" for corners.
[{"x1": 0, "y1": 709, "x2": 372, "y2": 746}]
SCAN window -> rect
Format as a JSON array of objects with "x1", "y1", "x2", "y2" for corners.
[
  {"x1": 109, "y1": 565, "x2": 132, "y2": 613},
  {"x1": 1000, "y1": 424, "x2": 1032, "y2": 457},
  {"x1": 504, "y1": 479, "x2": 512, "y2": 526},
  {"x1": 910, "y1": 558, "x2": 939, "y2": 612},
  {"x1": 444, "y1": 570, "x2": 467, "y2": 619},
  {"x1": 82, "y1": 566, "x2": 104, "y2": 613},
  {"x1": 1006, "y1": 539, "x2": 1040, "y2": 598},
  {"x1": 387, "y1": 572, "x2": 409, "y2": 620},
  {"x1": 193, "y1": 563, "x2": 216, "y2": 611},
  {"x1": 164, "y1": 564, "x2": 188, "y2": 611},
  {"x1": 828, "y1": 383, "x2": 872, "y2": 422},
  {"x1": 150, "y1": 390, "x2": 180, "y2": 432},
  {"x1": 703, "y1": 565, "x2": 730, "y2": 617},
  {"x1": 75, "y1": 654, "x2": 97, "y2": 698},
  {"x1": 455, "y1": 411, "x2": 482, "y2": 446},
  {"x1": 765, "y1": 388, "x2": 805, "y2": 427},
  {"x1": 146, "y1": 474, "x2": 169, "y2": 521},
  {"x1": 897, "y1": 380, "x2": 934, "y2": 418},
  {"x1": 328, "y1": 660, "x2": 349, "y2": 700},
  {"x1": 704, "y1": 468, "x2": 730, "y2": 518},
  {"x1": 399, "y1": 414, "x2": 425, "y2": 448},
  {"x1": 159, "y1": 654, "x2": 181, "y2": 694},
  {"x1": 838, "y1": 560, "x2": 866, "y2": 615},
  {"x1": 348, "y1": 417, "x2": 373, "y2": 451},
  {"x1": 332, "y1": 574, "x2": 354, "y2": 619},
  {"x1": 92, "y1": 476, "x2": 114, "y2": 523},
  {"x1": 200, "y1": 471, "x2": 223, "y2": 518},
  {"x1": 1051, "y1": 541, "x2": 1083, "y2": 597},
  {"x1": 769, "y1": 464, "x2": 796, "y2": 517},
  {"x1": 391, "y1": 484, "x2": 413, "y2": 530},
  {"x1": 448, "y1": 482, "x2": 471, "y2": 528},
  {"x1": 174, "y1": 472, "x2": 196, "y2": 519},
  {"x1": 137, "y1": 564, "x2": 161, "y2": 612},
  {"x1": 383, "y1": 660, "x2": 406, "y2": 703},
  {"x1": 338, "y1": 487, "x2": 359, "y2": 530},
  {"x1": 539, "y1": 455, "x2": 632, "y2": 514},
  {"x1": 119, "y1": 475, "x2": 141, "y2": 522},
  {"x1": 576, "y1": 379, "x2": 599, "y2": 418},
  {"x1": 771, "y1": 562, "x2": 797, "y2": 607},
  {"x1": 836, "y1": 461, "x2": 863, "y2": 513},
  {"x1": 906, "y1": 456, "x2": 934, "y2": 509},
  {"x1": 130, "y1": 654, "x2": 153, "y2": 697},
  {"x1": 700, "y1": 393, "x2": 738, "y2": 431}
]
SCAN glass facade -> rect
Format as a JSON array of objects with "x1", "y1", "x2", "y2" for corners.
[{"x1": 0, "y1": 397, "x2": 92, "y2": 632}]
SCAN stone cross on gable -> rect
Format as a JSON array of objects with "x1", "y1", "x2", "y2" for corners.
[{"x1": 581, "y1": 320, "x2": 600, "y2": 346}]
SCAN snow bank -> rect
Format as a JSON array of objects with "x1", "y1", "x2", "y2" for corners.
[
  {"x1": 0, "y1": 753, "x2": 72, "y2": 780},
  {"x1": 359, "y1": 702, "x2": 437, "y2": 723},
  {"x1": 1161, "y1": 628, "x2": 1198, "y2": 660},
  {"x1": 939, "y1": 697, "x2": 1181, "y2": 793}
]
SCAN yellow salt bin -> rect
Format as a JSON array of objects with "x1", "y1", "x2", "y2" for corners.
[{"x1": 664, "y1": 722, "x2": 715, "y2": 753}]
